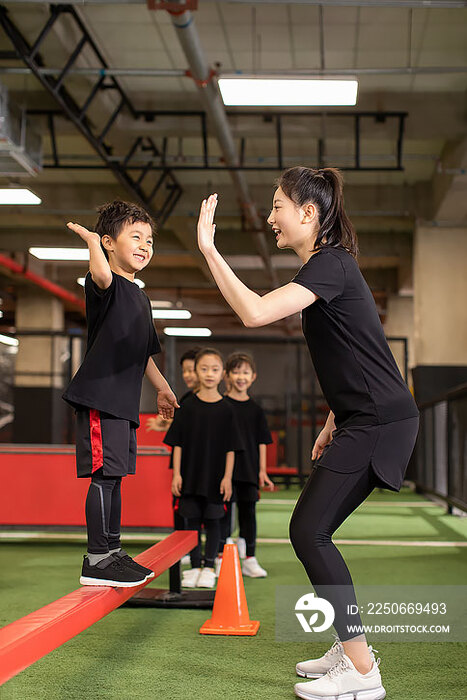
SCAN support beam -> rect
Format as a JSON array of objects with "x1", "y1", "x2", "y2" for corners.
[{"x1": 0, "y1": 531, "x2": 197, "y2": 686}]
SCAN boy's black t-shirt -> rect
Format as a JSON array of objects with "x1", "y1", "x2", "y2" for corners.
[
  {"x1": 224, "y1": 396, "x2": 272, "y2": 485},
  {"x1": 163, "y1": 394, "x2": 244, "y2": 503},
  {"x1": 290, "y1": 247, "x2": 419, "y2": 429},
  {"x1": 63, "y1": 271, "x2": 161, "y2": 426}
]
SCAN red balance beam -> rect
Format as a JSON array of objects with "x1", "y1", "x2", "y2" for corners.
[{"x1": 0, "y1": 530, "x2": 197, "y2": 686}]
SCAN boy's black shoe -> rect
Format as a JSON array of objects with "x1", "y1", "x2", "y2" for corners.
[
  {"x1": 80, "y1": 555, "x2": 147, "y2": 587},
  {"x1": 112, "y1": 550, "x2": 155, "y2": 579}
]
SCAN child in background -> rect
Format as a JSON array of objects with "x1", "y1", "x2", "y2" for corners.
[
  {"x1": 63, "y1": 200, "x2": 178, "y2": 586},
  {"x1": 171, "y1": 348, "x2": 200, "y2": 541},
  {"x1": 163, "y1": 348, "x2": 243, "y2": 589},
  {"x1": 179, "y1": 347, "x2": 200, "y2": 401},
  {"x1": 220, "y1": 351, "x2": 274, "y2": 578}
]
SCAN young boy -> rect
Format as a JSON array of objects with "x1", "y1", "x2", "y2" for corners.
[
  {"x1": 171, "y1": 347, "x2": 200, "y2": 535},
  {"x1": 63, "y1": 200, "x2": 178, "y2": 587},
  {"x1": 221, "y1": 351, "x2": 274, "y2": 578},
  {"x1": 179, "y1": 347, "x2": 200, "y2": 401},
  {"x1": 163, "y1": 348, "x2": 243, "y2": 589}
]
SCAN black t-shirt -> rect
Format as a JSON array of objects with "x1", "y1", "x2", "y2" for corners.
[
  {"x1": 224, "y1": 396, "x2": 273, "y2": 485},
  {"x1": 290, "y1": 247, "x2": 419, "y2": 429},
  {"x1": 63, "y1": 271, "x2": 161, "y2": 426},
  {"x1": 163, "y1": 394, "x2": 244, "y2": 503}
]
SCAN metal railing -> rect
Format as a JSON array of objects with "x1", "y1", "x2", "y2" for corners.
[{"x1": 415, "y1": 383, "x2": 467, "y2": 513}]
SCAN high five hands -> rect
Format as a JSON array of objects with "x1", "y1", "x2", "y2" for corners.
[{"x1": 197, "y1": 193, "x2": 218, "y2": 254}]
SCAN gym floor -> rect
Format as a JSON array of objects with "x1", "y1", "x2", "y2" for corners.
[{"x1": 1, "y1": 486, "x2": 466, "y2": 700}]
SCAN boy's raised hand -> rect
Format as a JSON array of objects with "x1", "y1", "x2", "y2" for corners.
[
  {"x1": 197, "y1": 193, "x2": 218, "y2": 254},
  {"x1": 67, "y1": 221, "x2": 101, "y2": 247}
]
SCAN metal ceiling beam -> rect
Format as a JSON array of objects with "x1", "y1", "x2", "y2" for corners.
[
  {"x1": 4, "y1": 0, "x2": 466, "y2": 7},
  {"x1": 0, "y1": 4, "x2": 182, "y2": 228}
]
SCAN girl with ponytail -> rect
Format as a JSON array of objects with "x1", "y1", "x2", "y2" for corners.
[{"x1": 197, "y1": 167, "x2": 419, "y2": 700}]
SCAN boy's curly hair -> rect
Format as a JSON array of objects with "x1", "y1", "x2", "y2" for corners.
[{"x1": 95, "y1": 200, "x2": 156, "y2": 241}]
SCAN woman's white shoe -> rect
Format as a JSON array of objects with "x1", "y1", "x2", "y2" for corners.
[
  {"x1": 294, "y1": 654, "x2": 386, "y2": 700},
  {"x1": 296, "y1": 635, "x2": 344, "y2": 678}
]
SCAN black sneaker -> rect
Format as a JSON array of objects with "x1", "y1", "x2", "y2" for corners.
[
  {"x1": 112, "y1": 550, "x2": 155, "y2": 580},
  {"x1": 80, "y1": 555, "x2": 147, "y2": 588}
]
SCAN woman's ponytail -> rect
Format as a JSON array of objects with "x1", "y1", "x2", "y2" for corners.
[{"x1": 276, "y1": 166, "x2": 359, "y2": 258}]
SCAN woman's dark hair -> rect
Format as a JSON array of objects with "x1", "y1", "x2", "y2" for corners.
[
  {"x1": 276, "y1": 167, "x2": 358, "y2": 258},
  {"x1": 95, "y1": 199, "x2": 156, "y2": 259},
  {"x1": 226, "y1": 352, "x2": 256, "y2": 375},
  {"x1": 194, "y1": 347, "x2": 225, "y2": 369}
]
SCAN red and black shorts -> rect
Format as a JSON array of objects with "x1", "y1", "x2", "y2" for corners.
[{"x1": 75, "y1": 408, "x2": 137, "y2": 478}]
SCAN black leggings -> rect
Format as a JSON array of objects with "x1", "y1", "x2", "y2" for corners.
[
  {"x1": 186, "y1": 517, "x2": 221, "y2": 568},
  {"x1": 219, "y1": 501, "x2": 257, "y2": 556},
  {"x1": 289, "y1": 464, "x2": 379, "y2": 641},
  {"x1": 85, "y1": 471, "x2": 122, "y2": 554}
]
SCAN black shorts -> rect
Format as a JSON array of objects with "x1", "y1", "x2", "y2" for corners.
[
  {"x1": 75, "y1": 408, "x2": 137, "y2": 478},
  {"x1": 316, "y1": 415, "x2": 419, "y2": 492},
  {"x1": 233, "y1": 481, "x2": 260, "y2": 503},
  {"x1": 178, "y1": 495, "x2": 226, "y2": 520}
]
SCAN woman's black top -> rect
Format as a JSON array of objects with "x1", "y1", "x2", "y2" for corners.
[
  {"x1": 63, "y1": 271, "x2": 161, "y2": 426},
  {"x1": 290, "y1": 247, "x2": 419, "y2": 430},
  {"x1": 224, "y1": 396, "x2": 272, "y2": 485},
  {"x1": 163, "y1": 394, "x2": 244, "y2": 503}
]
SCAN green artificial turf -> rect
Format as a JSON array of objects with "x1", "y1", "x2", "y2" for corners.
[{"x1": 1, "y1": 487, "x2": 466, "y2": 700}]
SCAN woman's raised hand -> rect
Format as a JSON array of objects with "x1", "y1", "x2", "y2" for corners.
[
  {"x1": 67, "y1": 221, "x2": 101, "y2": 247},
  {"x1": 197, "y1": 193, "x2": 218, "y2": 254}
]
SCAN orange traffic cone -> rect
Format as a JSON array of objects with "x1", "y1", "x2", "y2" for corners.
[{"x1": 199, "y1": 543, "x2": 260, "y2": 636}]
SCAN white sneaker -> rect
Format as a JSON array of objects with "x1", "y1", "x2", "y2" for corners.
[
  {"x1": 296, "y1": 635, "x2": 344, "y2": 678},
  {"x1": 214, "y1": 556, "x2": 223, "y2": 577},
  {"x1": 197, "y1": 567, "x2": 216, "y2": 588},
  {"x1": 236, "y1": 537, "x2": 246, "y2": 559},
  {"x1": 242, "y1": 556, "x2": 267, "y2": 578},
  {"x1": 181, "y1": 555, "x2": 190, "y2": 566},
  {"x1": 181, "y1": 567, "x2": 201, "y2": 588},
  {"x1": 294, "y1": 653, "x2": 386, "y2": 700}
]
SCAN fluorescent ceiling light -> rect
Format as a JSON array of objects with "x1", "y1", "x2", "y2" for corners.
[
  {"x1": 218, "y1": 78, "x2": 358, "y2": 106},
  {"x1": 77, "y1": 276, "x2": 145, "y2": 288},
  {"x1": 0, "y1": 188, "x2": 42, "y2": 205},
  {"x1": 31, "y1": 248, "x2": 89, "y2": 261},
  {"x1": 153, "y1": 309, "x2": 191, "y2": 320},
  {"x1": 151, "y1": 300, "x2": 173, "y2": 309},
  {"x1": 164, "y1": 327, "x2": 211, "y2": 337},
  {"x1": 0, "y1": 334, "x2": 18, "y2": 347}
]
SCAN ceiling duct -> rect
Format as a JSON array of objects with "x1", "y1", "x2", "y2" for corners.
[{"x1": 0, "y1": 85, "x2": 42, "y2": 177}]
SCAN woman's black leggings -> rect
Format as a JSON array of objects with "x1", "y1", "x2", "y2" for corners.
[{"x1": 289, "y1": 464, "x2": 379, "y2": 642}]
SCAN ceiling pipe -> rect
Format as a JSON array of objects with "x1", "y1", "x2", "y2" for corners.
[
  {"x1": 164, "y1": 1, "x2": 279, "y2": 288},
  {"x1": 3, "y1": 66, "x2": 467, "y2": 78},
  {"x1": 0, "y1": 253, "x2": 86, "y2": 312}
]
